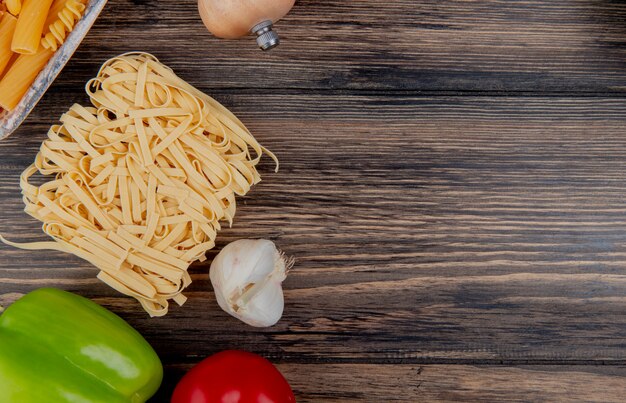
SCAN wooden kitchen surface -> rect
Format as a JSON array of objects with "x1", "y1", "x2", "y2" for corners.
[{"x1": 1, "y1": 0, "x2": 626, "y2": 401}]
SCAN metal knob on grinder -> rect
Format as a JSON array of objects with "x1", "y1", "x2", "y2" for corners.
[
  {"x1": 252, "y1": 20, "x2": 280, "y2": 51},
  {"x1": 197, "y1": 0, "x2": 295, "y2": 51}
]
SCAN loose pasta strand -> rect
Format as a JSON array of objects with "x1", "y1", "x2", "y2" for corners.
[
  {"x1": 1, "y1": 53, "x2": 278, "y2": 317},
  {"x1": 11, "y1": 0, "x2": 54, "y2": 54},
  {"x1": 41, "y1": 0, "x2": 87, "y2": 51}
]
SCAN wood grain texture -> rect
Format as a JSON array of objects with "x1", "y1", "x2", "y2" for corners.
[
  {"x1": 275, "y1": 364, "x2": 626, "y2": 402},
  {"x1": 53, "y1": 0, "x2": 626, "y2": 93},
  {"x1": 2, "y1": 96, "x2": 626, "y2": 364},
  {"x1": 157, "y1": 364, "x2": 626, "y2": 402},
  {"x1": 2, "y1": 0, "x2": 626, "y2": 401}
]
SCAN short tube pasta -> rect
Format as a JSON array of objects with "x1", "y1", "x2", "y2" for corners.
[
  {"x1": 11, "y1": 0, "x2": 54, "y2": 54},
  {"x1": 5, "y1": 0, "x2": 21, "y2": 16},
  {"x1": 0, "y1": 53, "x2": 18, "y2": 80},
  {"x1": 0, "y1": 47, "x2": 53, "y2": 110},
  {"x1": 0, "y1": 13, "x2": 17, "y2": 76},
  {"x1": 0, "y1": 0, "x2": 88, "y2": 112}
]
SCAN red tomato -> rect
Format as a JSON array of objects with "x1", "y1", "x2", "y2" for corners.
[{"x1": 171, "y1": 350, "x2": 296, "y2": 403}]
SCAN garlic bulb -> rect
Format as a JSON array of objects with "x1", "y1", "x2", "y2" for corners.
[{"x1": 210, "y1": 239, "x2": 292, "y2": 327}]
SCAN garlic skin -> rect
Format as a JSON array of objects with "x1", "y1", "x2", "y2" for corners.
[{"x1": 210, "y1": 239, "x2": 290, "y2": 327}]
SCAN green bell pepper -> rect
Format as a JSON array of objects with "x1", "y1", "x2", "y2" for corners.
[{"x1": 0, "y1": 288, "x2": 163, "y2": 402}]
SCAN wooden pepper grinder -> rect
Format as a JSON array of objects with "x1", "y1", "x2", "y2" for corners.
[{"x1": 197, "y1": 0, "x2": 295, "y2": 50}]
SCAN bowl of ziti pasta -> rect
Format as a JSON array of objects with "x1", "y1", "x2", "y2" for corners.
[{"x1": 0, "y1": 0, "x2": 107, "y2": 140}]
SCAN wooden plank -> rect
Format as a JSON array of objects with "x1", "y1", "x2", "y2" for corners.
[
  {"x1": 51, "y1": 0, "x2": 626, "y2": 93},
  {"x1": 1, "y1": 95, "x2": 625, "y2": 364},
  {"x1": 2, "y1": 0, "x2": 626, "y2": 401},
  {"x1": 156, "y1": 363, "x2": 626, "y2": 402},
  {"x1": 279, "y1": 364, "x2": 626, "y2": 402}
]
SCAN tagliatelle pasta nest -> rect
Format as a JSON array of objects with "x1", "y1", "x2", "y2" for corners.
[{"x1": 1, "y1": 52, "x2": 277, "y2": 316}]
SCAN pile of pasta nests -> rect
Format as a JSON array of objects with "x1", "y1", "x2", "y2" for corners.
[{"x1": 2, "y1": 52, "x2": 277, "y2": 316}]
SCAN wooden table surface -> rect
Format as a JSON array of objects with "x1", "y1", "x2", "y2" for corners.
[{"x1": 1, "y1": 0, "x2": 626, "y2": 401}]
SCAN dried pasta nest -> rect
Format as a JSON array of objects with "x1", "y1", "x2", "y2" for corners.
[{"x1": 2, "y1": 52, "x2": 277, "y2": 316}]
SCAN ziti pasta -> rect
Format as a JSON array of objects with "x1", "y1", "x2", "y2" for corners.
[
  {"x1": 1, "y1": 53, "x2": 278, "y2": 317},
  {"x1": 5, "y1": 0, "x2": 20, "y2": 16},
  {"x1": 12, "y1": 0, "x2": 55, "y2": 54},
  {"x1": 0, "y1": 0, "x2": 88, "y2": 111},
  {"x1": 0, "y1": 12, "x2": 17, "y2": 76}
]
